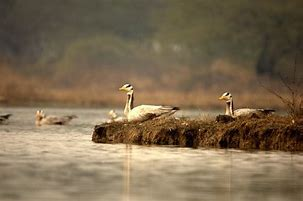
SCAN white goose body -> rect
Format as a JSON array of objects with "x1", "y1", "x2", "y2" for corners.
[
  {"x1": 127, "y1": 105, "x2": 178, "y2": 122},
  {"x1": 219, "y1": 92, "x2": 275, "y2": 117},
  {"x1": 119, "y1": 84, "x2": 179, "y2": 122},
  {"x1": 234, "y1": 108, "x2": 271, "y2": 117},
  {"x1": 36, "y1": 110, "x2": 77, "y2": 126}
]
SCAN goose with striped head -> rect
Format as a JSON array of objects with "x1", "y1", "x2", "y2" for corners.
[
  {"x1": 218, "y1": 92, "x2": 275, "y2": 117},
  {"x1": 119, "y1": 84, "x2": 180, "y2": 122}
]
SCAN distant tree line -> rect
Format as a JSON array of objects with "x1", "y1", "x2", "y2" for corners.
[{"x1": 0, "y1": 0, "x2": 302, "y2": 77}]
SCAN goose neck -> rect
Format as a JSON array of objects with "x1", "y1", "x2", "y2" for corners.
[
  {"x1": 124, "y1": 92, "x2": 134, "y2": 116},
  {"x1": 226, "y1": 99, "x2": 234, "y2": 116}
]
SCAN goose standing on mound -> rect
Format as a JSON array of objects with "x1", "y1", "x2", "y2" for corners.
[
  {"x1": 35, "y1": 110, "x2": 77, "y2": 126},
  {"x1": 218, "y1": 92, "x2": 275, "y2": 117},
  {"x1": 119, "y1": 84, "x2": 180, "y2": 122}
]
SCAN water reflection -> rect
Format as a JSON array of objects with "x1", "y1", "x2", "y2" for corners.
[
  {"x1": 119, "y1": 145, "x2": 303, "y2": 201},
  {"x1": 123, "y1": 144, "x2": 132, "y2": 201}
]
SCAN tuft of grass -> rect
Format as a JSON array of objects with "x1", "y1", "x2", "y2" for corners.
[{"x1": 260, "y1": 51, "x2": 303, "y2": 123}]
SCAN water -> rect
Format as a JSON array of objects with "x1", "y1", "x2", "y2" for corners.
[{"x1": 0, "y1": 107, "x2": 302, "y2": 201}]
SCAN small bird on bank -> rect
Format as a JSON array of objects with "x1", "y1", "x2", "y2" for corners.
[
  {"x1": 119, "y1": 83, "x2": 180, "y2": 122},
  {"x1": 0, "y1": 114, "x2": 12, "y2": 124},
  {"x1": 106, "y1": 110, "x2": 126, "y2": 123},
  {"x1": 218, "y1": 92, "x2": 275, "y2": 117},
  {"x1": 35, "y1": 110, "x2": 77, "y2": 126}
]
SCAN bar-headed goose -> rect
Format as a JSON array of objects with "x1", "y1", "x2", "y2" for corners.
[
  {"x1": 119, "y1": 84, "x2": 179, "y2": 122},
  {"x1": 219, "y1": 92, "x2": 275, "y2": 117},
  {"x1": 0, "y1": 114, "x2": 12, "y2": 124},
  {"x1": 35, "y1": 110, "x2": 77, "y2": 126}
]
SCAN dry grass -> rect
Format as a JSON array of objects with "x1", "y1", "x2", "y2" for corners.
[{"x1": 0, "y1": 62, "x2": 288, "y2": 109}]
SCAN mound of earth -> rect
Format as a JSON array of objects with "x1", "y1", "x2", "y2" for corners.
[{"x1": 92, "y1": 115, "x2": 303, "y2": 151}]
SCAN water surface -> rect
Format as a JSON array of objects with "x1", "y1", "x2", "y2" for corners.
[{"x1": 0, "y1": 107, "x2": 302, "y2": 201}]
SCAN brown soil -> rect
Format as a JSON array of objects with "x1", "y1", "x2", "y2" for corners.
[{"x1": 92, "y1": 115, "x2": 303, "y2": 151}]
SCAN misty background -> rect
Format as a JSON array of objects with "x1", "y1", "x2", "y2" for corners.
[{"x1": 0, "y1": 0, "x2": 302, "y2": 109}]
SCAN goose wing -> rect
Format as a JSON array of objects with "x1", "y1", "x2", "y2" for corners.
[
  {"x1": 128, "y1": 105, "x2": 179, "y2": 122},
  {"x1": 0, "y1": 114, "x2": 12, "y2": 120},
  {"x1": 0, "y1": 117, "x2": 6, "y2": 123},
  {"x1": 42, "y1": 115, "x2": 76, "y2": 125},
  {"x1": 0, "y1": 114, "x2": 12, "y2": 124},
  {"x1": 234, "y1": 108, "x2": 258, "y2": 116},
  {"x1": 234, "y1": 108, "x2": 275, "y2": 117},
  {"x1": 42, "y1": 116, "x2": 64, "y2": 125},
  {"x1": 256, "y1": 109, "x2": 275, "y2": 114}
]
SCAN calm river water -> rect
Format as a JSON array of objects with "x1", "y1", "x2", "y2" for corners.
[{"x1": 0, "y1": 107, "x2": 302, "y2": 201}]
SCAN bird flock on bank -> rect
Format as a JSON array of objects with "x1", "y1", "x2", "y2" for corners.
[{"x1": 0, "y1": 83, "x2": 275, "y2": 126}]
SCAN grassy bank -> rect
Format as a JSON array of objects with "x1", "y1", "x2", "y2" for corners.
[{"x1": 92, "y1": 115, "x2": 303, "y2": 151}]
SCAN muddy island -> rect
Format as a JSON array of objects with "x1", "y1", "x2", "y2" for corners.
[{"x1": 92, "y1": 115, "x2": 303, "y2": 151}]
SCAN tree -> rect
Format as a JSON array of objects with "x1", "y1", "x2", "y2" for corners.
[{"x1": 152, "y1": 0, "x2": 303, "y2": 75}]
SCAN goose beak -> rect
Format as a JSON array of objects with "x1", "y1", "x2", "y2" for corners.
[
  {"x1": 119, "y1": 87, "x2": 127, "y2": 92},
  {"x1": 218, "y1": 96, "x2": 224, "y2": 100}
]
